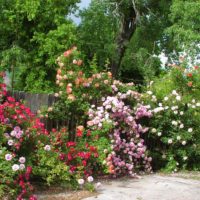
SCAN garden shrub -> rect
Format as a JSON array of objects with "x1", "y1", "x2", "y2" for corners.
[
  {"x1": 0, "y1": 72, "x2": 44, "y2": 199},
  {"x1": 43, "y1": 47, "x2": 153, "y2": 177},
  {"x1": 143, "y1": 63, "x2": 200, "y2": 171},
  {"x1": 87, "y1": 91, "x2": 152, "y2": 176},
  {"x1": 150, "y1": 64, "x2": 200, "y2": 99},
  {"x1": 0, "y1": 71, "x2": 99, "y2": 199},
  {"x1": 1, "y1": 47, "x2": 200, "y2": 200}
]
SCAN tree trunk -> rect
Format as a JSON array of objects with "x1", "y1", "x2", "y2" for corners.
[{"x1": 111, "y1": 1, "x2": 139, "y2": 77}]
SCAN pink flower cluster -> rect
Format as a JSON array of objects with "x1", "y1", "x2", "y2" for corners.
[
  {"x1": 135, "y1": 106, "x2": 152, "y2": 119},
  {"x1": 88, "y1": 92, "x2": 152, "y2": 176},
  {"x1": 0, "y1": 72, "x2": 7, "y2": 98}
]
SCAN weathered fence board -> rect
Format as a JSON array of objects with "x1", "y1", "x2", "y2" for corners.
[
  {"x1": 7, "y1": 91, "x2": 67, "y2": 131},
  {"x1": 7, "y1": 91, "x2": 91, "y2": 140},
  {"x1": 8, "y1": 91, "x2": 56, "y2": 112}
]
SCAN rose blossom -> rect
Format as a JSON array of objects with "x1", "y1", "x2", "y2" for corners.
[
  {"x1": 157, "y1": 132, "x2": 162, "y2": 136},
  {"x1": 179, "y1": 124, "x2": 184, "y2": 129},
  {"x1": 188, "y1": 128, "x2": 193, "y2": 133},
  {"x1": 180, "y1": 111, "x2": 184, "y2": 115},
  {"x1": 8, "y1": 139, "x2": 14, "y2": 146},
  {"x1": 87, "y1": 176, "x2": 94, "y2": 183},
  {"x1": 10, "y1": 131, "x2": 17, "y2": 137},
  {"x1": 12, "y1": 164, "x2": 20, "y2": 171},
  {"x1": 151, "y1": 128, "x2": 157, "y2": 133},
  {"x1": 168, "y1": 139, "x2": 173, "y2": 144},
  {"x1": 5, "y1": 154, "x2": 13, "y2": 161},
  {"x1": 44, "y1": 145, "x2": 51, "y2": 151},
  {"x1": 19, "y1": 157, "x2": 26, "y2": 163},
  {"x1": 176, "y1": 96, "x2": 181, "y2": 101},
  {"x1": 78, "y1": 179, "x2": 84, "y2": 185},
  {"x1": 183, "y1": 156, "x2": 188, "y2": 160},
  {"x1": 182, "y1": 141, "x2": 186, "y2": 145},
  {"x1": 19, "y1": 164, "x2": 25, "y2": 170}
]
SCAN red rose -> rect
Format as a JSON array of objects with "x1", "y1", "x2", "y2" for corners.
[{"x1": 187, "y1": 73, "x2": 193, "y2": 77}]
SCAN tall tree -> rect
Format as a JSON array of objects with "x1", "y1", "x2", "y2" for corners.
[
  {"x1": 108, "y1": 0, "x2": 140, "y2": 77},
  {"x1": 78, "y1": 0, "x2": 118, "y2": 69},
  {"x1": 0, "y1": 0, "x2": 79, "y2": 92},
  {"x1": 79, "y1": 0, "x2": 172, "y2": 80}
]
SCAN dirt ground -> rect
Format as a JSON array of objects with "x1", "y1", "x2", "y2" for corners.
[{"x1": 36, "y1": 172, "x2": 200, "y2": 200}]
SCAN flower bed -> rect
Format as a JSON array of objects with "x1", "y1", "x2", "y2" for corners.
[{"x1": 1, "y1": 50, "x2": 200, "y2": 199}]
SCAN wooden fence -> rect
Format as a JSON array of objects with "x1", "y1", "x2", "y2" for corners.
[
  {"x1": 8, "y1": 91, "x2": 55, "y2": 113},
  {"x1": 7, "y1": 91, "x2": 75, "y2": 132}
]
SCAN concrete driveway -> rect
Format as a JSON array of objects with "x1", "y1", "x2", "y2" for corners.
[{"x1": 84, "y1": 174, "x2": 200, "y2": 200}]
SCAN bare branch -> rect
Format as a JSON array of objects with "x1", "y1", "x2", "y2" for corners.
[{"x1": 131, "y1": 0, "x2": 140, "y2": 24}]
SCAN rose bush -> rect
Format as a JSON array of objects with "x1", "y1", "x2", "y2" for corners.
[
  {"x1": 0, "y1": 71, "x2": 98, "y2": 199},
  {"x1": 87, "y1": 91, "x2": 152, "y2": 177},
  {"x1": 0, "y1": 72, "x2": 43, "y2": 199},
  {"x1": 43, "y1": 47, "x2": 153, "y2": 177},
  {"x1": 143, "y1": 62, "x2": 200, "y2": 171},
  {"x1": 1, "y1": 48, "x2": 200, "y2": 199}
]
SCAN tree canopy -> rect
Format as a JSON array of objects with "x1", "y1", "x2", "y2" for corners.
[
  {"x1": 0, "y1": 0, "x2": 199, "y2": 92},
  {"x1": 0, "y1": 0, "x2": 79, "y2": 92}
]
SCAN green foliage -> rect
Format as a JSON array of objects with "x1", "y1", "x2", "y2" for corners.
[
  {"x1": 150, "y1": 65, "x2": 200, "y2": 100},
  {"x1": 78, "y1": 0, "x2": 118, "y2": 69},
  {"x1": 0, "y1": 0, "x2": 79, "y2": 92},
  {"x1": 166, "y1": 0, "x2": 200, "y2": 48},
  {"x1": 33, "y1": 144, "x2": 70, "y2": 186},
  {"x1": 162, "y1": 0, "x2": 200, "y2": 64},
  {"x1": 78, "y1": 0, "x2": 172, "y2": 82},
  {"x1": 143, "y1": 63, "x2": 200, "y2": 171}
]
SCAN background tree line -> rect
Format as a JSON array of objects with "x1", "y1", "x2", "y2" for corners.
[{"x1": 0, "y1": 0, "x2": 199, "y2": 92}]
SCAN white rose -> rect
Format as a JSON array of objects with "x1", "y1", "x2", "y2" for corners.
[
  {"x1": 19, "y1": 164, "x2": 25, "y2": 170},
  {"x1": 8, "y1": 139, "x2": 14, "y2": 146},
  {"x1": 78, "y1": 179, "x2": 85, "y2": 185},
  {"x1": 174, "y1": 111, "x2": 178, "y2": 115},
  {"x1": 164, "y1": 97, "x2": 169, "y2": 101},
  {"x1": 180, "y1": 111, "x2": 184, "y2": 115},
  {"x1": 87, "y1": 176, "x2": 94, "y2": 183},
  {"x1": 172, "y1": 121, "x2": 178, "y2": 126},
  {"x1": 168, "y1": 139, "x2": 173, "y2": 144},
  {"x1": 176, "y1": 96, "x2": 181, "y2": 101},
  {"x1": 172, "y1": 90, "x2": 177, "y2": 95},
  {"x1": 192, "y1": 99, "x2": 196, "y2": 103},
  {"x1": 188, "y1": 128, "x2": 193, "y2": 133},
  {"x1": 183, "y1": 156, "x2": 188, "y2": 160},
  {"x1": 147, "y1": 91, "x2": 153, "y2": 95},
  {"x1": 179, "y1": 124, "x2": 184, "y2": 129},
  {"x1": 182, "y1": 141, "x2": 186, "y2": 145},
  {"x1": 10, "y1": 131, "x2": 17, "y2": 137},
  {"x1": 44, "y1": 145, "x2": 51, "y2": 151},
  {"x1": 151, "y1": 128, "x2": 157, "y2": 133},
  {"x1": 157, "y1": 132, "x2": 162, "y2": 136},
  {"x1": 12, "y1": 164, "x2": 20, "y2": 171}
]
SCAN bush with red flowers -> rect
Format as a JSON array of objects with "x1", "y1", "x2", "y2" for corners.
[{"x1": 0, "y1": 72, "x2": 51, "y2": 199}]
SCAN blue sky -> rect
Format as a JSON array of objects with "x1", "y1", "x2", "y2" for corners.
[
  {"x1": 71, "y1": 0, "x2": 91, "y2": 24},
  {"x1": 79, "y1": 0, "x2": 91, "y2": 9}
]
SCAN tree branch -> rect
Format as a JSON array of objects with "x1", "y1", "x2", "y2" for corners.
[{"x1": 131, "y1": 0, "x2": 140, "y2": 24}]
